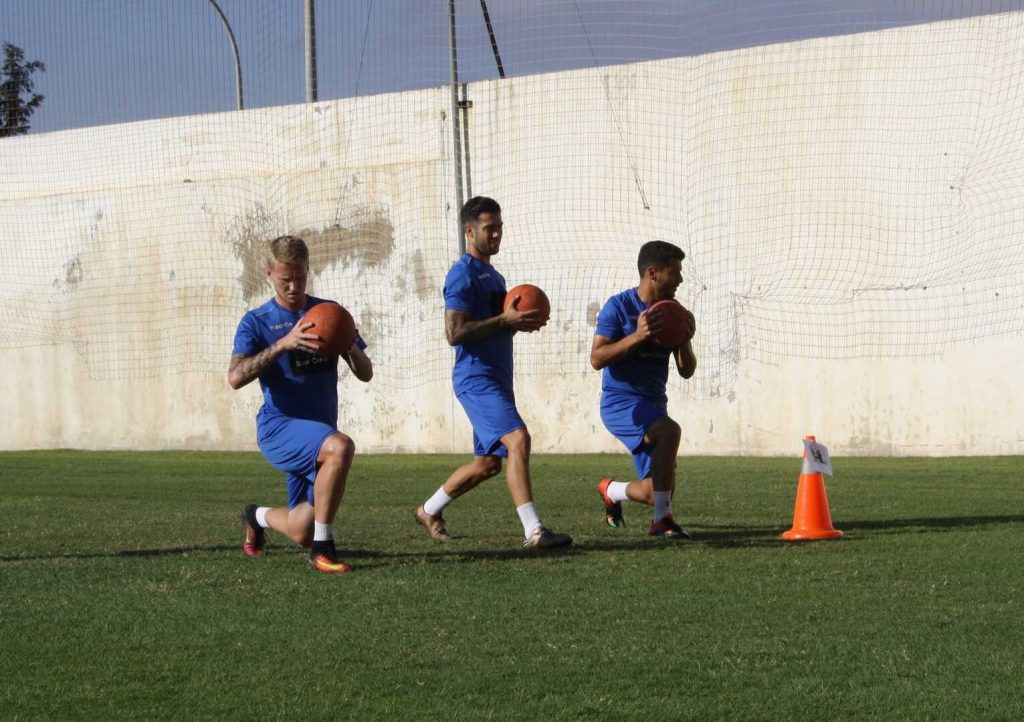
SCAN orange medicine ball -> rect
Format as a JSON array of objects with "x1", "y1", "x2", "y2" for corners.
[
  {"x1": 303, "y1": 302, "x2": 356, "y2": 357},
  {"x1": 504, "y1": 284, "x2": 551, "y2": 324}
]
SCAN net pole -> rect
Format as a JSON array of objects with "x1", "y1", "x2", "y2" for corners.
[
  {"x1": 460, "y1": 82, "x2": 473, "y2": 199},
  {"x1": 448, "y1": 0, "x2": 465, "y2": 253},
  {"x1": 303, "y1": 0, "x2": 317, "y2": 102}
]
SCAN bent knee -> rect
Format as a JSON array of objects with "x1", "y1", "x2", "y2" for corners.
[
  {"x1": 503, "y1": 428, "x2": 531, "y2": 455},
  {"x1": 321, "y1": 433, "x2": 355, "y2": 463},
  {"x1": 289, "y1": 528, "x2": 313, "y2": 547},
  {"x1": 647, "y1": 418, "x2": 681, "y2": 446}
]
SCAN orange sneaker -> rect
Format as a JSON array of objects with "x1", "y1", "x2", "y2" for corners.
[
  {"x1": 597, "y1": 478, "x2": 625, "y2": 528},
  {"x1": 309, "y1": 541, "x2": 352, "y2": 573}
]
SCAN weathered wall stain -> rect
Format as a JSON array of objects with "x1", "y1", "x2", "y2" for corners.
[
  {"x1": 56, "y1": 255, "x2": 84, "y2": 292},
  {"x1": 301, "y1": 207, "x2": 395, "y2": 276},
  {"x1": 229, "y1": 205, "x2": 394, "y2": 303},
  {"x1": 409, "y1": 249, "x2": 433, "y2": 301},
  {"x1": 228, "y1": 204, "x2": 284, "y2": 302}
]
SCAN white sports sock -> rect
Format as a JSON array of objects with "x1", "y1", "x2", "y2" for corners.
[
  {"x1": 255, "y1": 507, "x2": 271, "y2": 528},
  {"x1": 653, "y1": 491, "x2": 672, "y2": 522},
  {"x1": 607, "y1": 481, "x2": 631, "y2": 503},
  {"x1": 423, "y1": 487, "x2": 453, "y2": 517},
  {"x1": 313, "y1": 522, "x2": 334, "y2": 542},
  {"x1": 516, "y1": 502, "x2": 543, "y2": 538}
]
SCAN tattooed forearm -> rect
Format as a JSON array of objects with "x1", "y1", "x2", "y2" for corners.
[
  {"x1": 228, "y1": 344, "x2": 282, "y2": 389},
  {"x1": 445, "y1": 309, "x2": 507, "y2": 346}
]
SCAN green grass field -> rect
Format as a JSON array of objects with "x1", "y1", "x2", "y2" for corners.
[{"x1": 1, "y1": 452, "x2": 1021, "y2": 721}]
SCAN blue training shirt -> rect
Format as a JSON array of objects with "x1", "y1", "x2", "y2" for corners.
[
  {"x1": 443, "y1": 253, "x2": 513, "y2": 394},
  {"x1": 232, "y1": 295, "x2": 367, "y2": 428},
  {"x1": 595, "y1": 288, "x2": 673, "y2": 405}
]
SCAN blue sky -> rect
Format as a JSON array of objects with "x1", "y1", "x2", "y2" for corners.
[{"x1": 5, "y1": 0, "x2": 1024, "y2": 134}]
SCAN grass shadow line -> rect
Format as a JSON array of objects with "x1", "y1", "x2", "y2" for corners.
[
  {"x1": 2, "y1": 515, "x2": 1018, "y2": 564},
  {"x1": 838, "y1": 514, "x2": 1023, "y2": 532},
  {"x1": 0, "y1": 544, "x2": 238, "y2": 563}
]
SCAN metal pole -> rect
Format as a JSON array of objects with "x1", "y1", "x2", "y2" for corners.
[
  {"x1": 460, "y1": 83, "x2": 472, "y2": 200},
  {"x1": 207, "y1": 0, "x2": 243, "y2": 110},
  {"x1": 304, "y1": 0, "x2": 318, "y2": 103},
  {"x1": 478, "y1": 0, "x2": 505, "y2": 79},
  {"x1": 448, "y1": 0, "x2": 465, "y2": 253}
]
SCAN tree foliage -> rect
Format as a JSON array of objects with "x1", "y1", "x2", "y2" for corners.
[{"x1": 1, "y1": 42, "x2": 45, "y2": 137}]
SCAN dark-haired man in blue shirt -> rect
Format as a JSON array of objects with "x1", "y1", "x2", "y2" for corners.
[
  {"x1": 414, "y1": 197, "x2": 572, "y2": 550},
  {"x1": 591, "y1": 240, "x2": 697, "y2": 539}
]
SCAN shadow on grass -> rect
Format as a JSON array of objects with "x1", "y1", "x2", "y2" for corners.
[
  {"x1": 0, "y1": 545, "x2": 239, "y2": 562},
  {"x1": 2, "y1": 515, "x2": 1019, "y2": 564},
  {"x1": 0, "y1": 543, "x2": 584, "y2": 565},
  {"x1": 693, "y1": 514, "x2": 1024, "y2": 549},
  {"x1": 838, "y1": 514, "x2": 1023, "y2": 534}
]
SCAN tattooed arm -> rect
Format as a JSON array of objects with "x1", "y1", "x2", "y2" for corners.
[
  {"x1": 228, "y1": 321, "x2": 320, "y2": 389},
  {"x1": 444, "y1": 297, "x2": 543, "y2": 347}
]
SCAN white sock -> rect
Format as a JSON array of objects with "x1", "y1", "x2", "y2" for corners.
[
  {"x1": 255, "y1": 507, "x2": 271, "y2": 528},
  {"x1": 516, "y1": 502, "x2": 543, "y2": 538},
  {"x1": 653, "y1": 491, "x2": 672, "y2": 522},
  {"x1": 607, "y1": 481, "x2": 631, "y2": 503},
  {"x1": 423, "y1": 487, "x2": 453, "y2": 517},
  {"x1": 313, "y1": 521, "x2": 334, "y2": 542}
]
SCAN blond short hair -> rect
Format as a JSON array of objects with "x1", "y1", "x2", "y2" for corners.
[{"x1": 267, "y1": 235, "x2": 309, "y2": 268}]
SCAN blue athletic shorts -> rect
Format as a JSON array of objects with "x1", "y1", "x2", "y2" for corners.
[
  {"x1": 600, "y1": 393, "x2": 667, "y2": 479},
  {"x1": 456, "y1": 382, "x2": 525, "y2": 458},
  {"x1": 256, "y1": 410, "x2": 337, "y2": 509}
]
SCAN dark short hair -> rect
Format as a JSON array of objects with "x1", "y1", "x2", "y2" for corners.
[
  {"x1": 460, "y1": 196, "x2": 502, "y2": 228},
  {"x1": 637, "y1": 240, "x2": 685, "y2": 276}
]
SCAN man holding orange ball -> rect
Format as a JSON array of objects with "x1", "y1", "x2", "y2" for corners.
[
  {"x1": 229, "y1": 235, "x2": 373, "y2": 573},
  {"x1": 590, "y1": 240, "x2": 697, "y2": 539},
  {"x1": 414, "y1": 197, "x2": 572, "y2": 550}
]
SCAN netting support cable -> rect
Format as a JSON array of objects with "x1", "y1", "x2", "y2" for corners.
[
  {"x1": 206, "y1": 0, "x2": 243, "y2": 110},
  {"x1": 353, "y1": 0, "x2": 374, "y2": 96},
  {"x1": 572, "y1": 0, "x2": 649, "y2": 210},
  {"x1": 478, "y1": 0, "x2": 505, "y2": 79}
]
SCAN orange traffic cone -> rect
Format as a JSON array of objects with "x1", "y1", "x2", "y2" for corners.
[{"x1": 782, "y1": 435, "x2": 842, "y2": 541}]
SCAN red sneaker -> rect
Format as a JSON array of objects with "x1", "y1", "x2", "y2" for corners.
[{"x1": 241, "y1": 504, "x2": 265, "y2": 557}]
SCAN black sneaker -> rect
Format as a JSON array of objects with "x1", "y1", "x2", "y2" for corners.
[{"x1": 648, "y1": 515, "x2": 692, "y2": 540}]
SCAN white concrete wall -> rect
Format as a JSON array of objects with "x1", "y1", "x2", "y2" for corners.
[{"x1": 2, "y1": 13, "x2": 1024, "y2": 455}]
